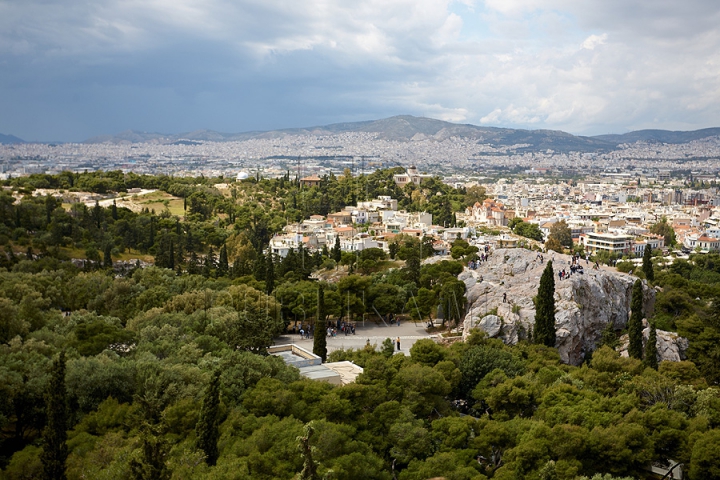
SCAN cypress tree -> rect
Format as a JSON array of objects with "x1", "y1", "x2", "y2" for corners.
[
  {"x1": 111, "y1": 200, "x2": 118, "y2": 220},
  {"x1": 534, "y1": 260, "x2": 557, "y2": 347},
  {"x1": 643, "y1": 321, "x2": 659, "y2": 370},
  {"x1": 103, "y1": 243, "x2": 113, "y2": 268},
  {"x1": 129, "y1": 424, "x2": 170, "y2": 480},
  {"x1": 642, "y1": 244, "x2": 654, "y2": 282},
  {"x1": 196, "y1": 370, "x2": 221, "y2": 466},
  {"x1": 168, "y1": 239, "x2": 174, "y2": 271},
  {"x1": 93, "y1": 201, "x2": 102, "y2": 229},
  {"x1": 218, "y1": 244, "x2": 229, "y2": 277},
  {"x1": 314, "y1": 284, "x2": 327, "y2": 361},
  {"x1": 203, "y1": 247, "x2": 216, "y2": 278},
  {"x1": 187, "y1": 252, "x2": 200, "y2": 275},
  {"x1": 41, "y1": 351, "x2": 68, "y2": 480},
  {"x1": 253, "y1": 251, "x2": 266, "y2": 282},
  {"x1": 332, "y1": 236, "x2": 342, "y2": 263},
  {"x1": 628, "y1": 279, "x2": 644, "y2": 359},
  {"x1": 265, "y1": 251, "x2": 275, "y2": 294}
]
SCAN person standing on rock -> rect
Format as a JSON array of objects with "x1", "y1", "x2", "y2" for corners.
[{"x1": 503, "y1": 292, "x2": 507, "y2": 303}]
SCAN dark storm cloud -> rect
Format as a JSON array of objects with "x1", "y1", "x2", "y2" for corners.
[{"x1": 0, "y1": 0, "x2": 719, "y2": 140}]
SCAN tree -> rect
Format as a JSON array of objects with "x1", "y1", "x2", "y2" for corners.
[
  {"x1": 515, "y1": 222, "x2": 544, "y2": 242},
  {"x1": 545, "y1": 221, "x2": 572, "y2": 252},
  {"x1": 103, "y1": 243, "x2": 113, "y2": 269},
  {"x1": 129, "y1": 424, "x2": 171, "y2": 480},
  {"x1": 642, "y1": 244, "x2": 654, "y2": 282},
  {"x1": 217, "y1": 244, "x2": 229, "y2": 277},
  {"x1": 297, "y1": 422, "x2": 319, "y2": 480},
  {"x1": 41, "y1": 351, "x2": 68, "y2": 480},
  {"x1": 464, "y1": 185, "x2": 486, "y2": 207},
  {"x1": 313, "y1": 284, "x2": 327, "y2": 361},
  {"x1": 628, "y1": 279, "x2": 644, "y2": 360},
  {"x1": 196, "y1": 370, "x2": 221, "y2": 466},
  {"x1": 332, "y1": 236, "x2": 342, "y2": 263},
  {"x1": 534, "y1": 261, "x2": 556, "y2": 347},
  {"x1": 203, "y1": 247, "x2": 216, "y2": 278},
  {"x1": 643, "y1": 321, "x2": 658, "y2": 370},
  {"x1": 265, "y1": 251, "x2": 275, "y2": 294},
  {"x1": 649, "y1": 217, "x2": 676, "y2": 247}
]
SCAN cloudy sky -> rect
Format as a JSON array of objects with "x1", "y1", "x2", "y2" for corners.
[{"x1": 1, "y1": 0, "x2": 720, "y2": 141}]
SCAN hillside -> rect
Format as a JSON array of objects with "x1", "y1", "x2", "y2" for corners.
[
  {"x1": 81, "y1": 115, "x2": 720, "y2": 153},
  {"x1": 0, "y1": 133, "x2": 25, "y2": 144},
  {"x1": 592, "y1": 127, "x2": 720, "y2": 144}
]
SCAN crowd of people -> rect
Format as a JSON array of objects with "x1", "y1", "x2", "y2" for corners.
[{"x1": 293, "y1": 319, "x2": 357, "y2": 339}]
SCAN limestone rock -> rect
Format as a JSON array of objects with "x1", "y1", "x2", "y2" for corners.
[
  {"x1": 461, "y1": 248, "x2": 669, "y2": 365},
  {"x1": 475, "y1": 315, "x2": 503, "y2": 338},
  {"x1": 619, "y1": 328, "x2": 689, "y2": 362}
]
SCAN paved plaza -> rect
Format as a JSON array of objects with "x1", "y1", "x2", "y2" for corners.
[{"x1": 274, "y1": 319, "x2": 437, "y2": 356}]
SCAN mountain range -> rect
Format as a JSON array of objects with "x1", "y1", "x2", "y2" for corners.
[{"x1": 4, "y1": 116, "x2": 720, "y2": 152}]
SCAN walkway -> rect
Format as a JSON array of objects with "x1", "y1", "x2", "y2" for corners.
[{"x1": 274, "y1": 320, "x2": 436, "y2": 356}]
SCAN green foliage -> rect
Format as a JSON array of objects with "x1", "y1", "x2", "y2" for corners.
[
  {"x1": 195, "y1": 370, "x2": 221, "y2": 466},
  {"x1": 545, "y1": 221, "x2": 572, "y2": 252},
  {"x1": 513, "y1": 221, "x2": 544, "y2": 242},
  {"x1": 650, "y1": 216, "x2": 676, "y2": 247},
  {"x1": 458, "y1": 343, "x2": 526, "y2": 399},
  {"x1": 534, "y1": 261, "x2": 556, "y2": 347},
  {"x1": 643, "y1": 322, "x2": 659, "y2": 370},
  {"x1": 6, "y1": 170, "x2": 720, "y2": 479},
  {"x1": 628, "y1": 279, "x2": 644, "y2": 360},
  {"x1": 313, "y1": 284, "x2": 327, "y2": 361},
  {"x1": 41, "y1": 351, "x2": 68, "y2": 480},
  {"x1": 642, "y1": 244, "x2": 655, "y2": 282}
]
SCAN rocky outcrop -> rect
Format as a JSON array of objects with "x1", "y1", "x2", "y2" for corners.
[
  {"x1": 461, "y1": 248, "x2": 669, "y2": 365},
  {"x1": 618, "y1": 321, "x2": 689, "y2": 362}
]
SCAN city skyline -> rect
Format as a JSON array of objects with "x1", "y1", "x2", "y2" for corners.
[{"x1": 2, "y1": 0, "x2": 720, "y2": 142}]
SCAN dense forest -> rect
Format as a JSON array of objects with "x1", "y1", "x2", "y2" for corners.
[{"x1": 0, "y1": 170, "x2": 719, "y2": 479}]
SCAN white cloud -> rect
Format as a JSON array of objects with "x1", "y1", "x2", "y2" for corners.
[{"x1": 581, "y1": 33, "x2": 607, "y2": 50}]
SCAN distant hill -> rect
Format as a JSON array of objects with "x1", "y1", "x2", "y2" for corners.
[
  {"x1": 0, "y1": 133, "x2": 25, "y2": 144},
  {"x1": 82, "y1": 116, "x2": 720, "y2": 152},
  {"x1": 592, "y1": 128, "x2": 720, "y2": 144}
]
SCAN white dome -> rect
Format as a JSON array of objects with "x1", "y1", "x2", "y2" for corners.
[{"x1": 236, "y1": 171, "x2": 250, "y2": 180}]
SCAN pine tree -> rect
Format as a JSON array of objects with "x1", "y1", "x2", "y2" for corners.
[
  {"x1": 642, "y1": 244, "x2": 654, "y2": 282},
  {"x1": 628, "y1": 279, "x2": 644, "y2": 360},
  {"x1": 41, "y1": 351, "x2": 68, "y2": 480},
  {"x1": 643, "y1": 321, "x2": 659, "y2": 370},
  {"x1": 600, "y1": 321, "x2": 618, "y2": 349},
  {"x1": 534, "y1": 261, "x2": 557, "y2": 347},
  {"x1": 217, "y1": 244, "x2": 229, "y2": 277},
  {"x1": 196, "y1": 370, "x2": 221, "y2": 466},
  {"x1": 313, "y1": 284, "x2": 327, "y2": 361}
]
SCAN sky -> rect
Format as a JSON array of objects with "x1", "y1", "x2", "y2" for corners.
[{"x1": 1, "y1": 0, "x2": 720, "y2": 142}]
